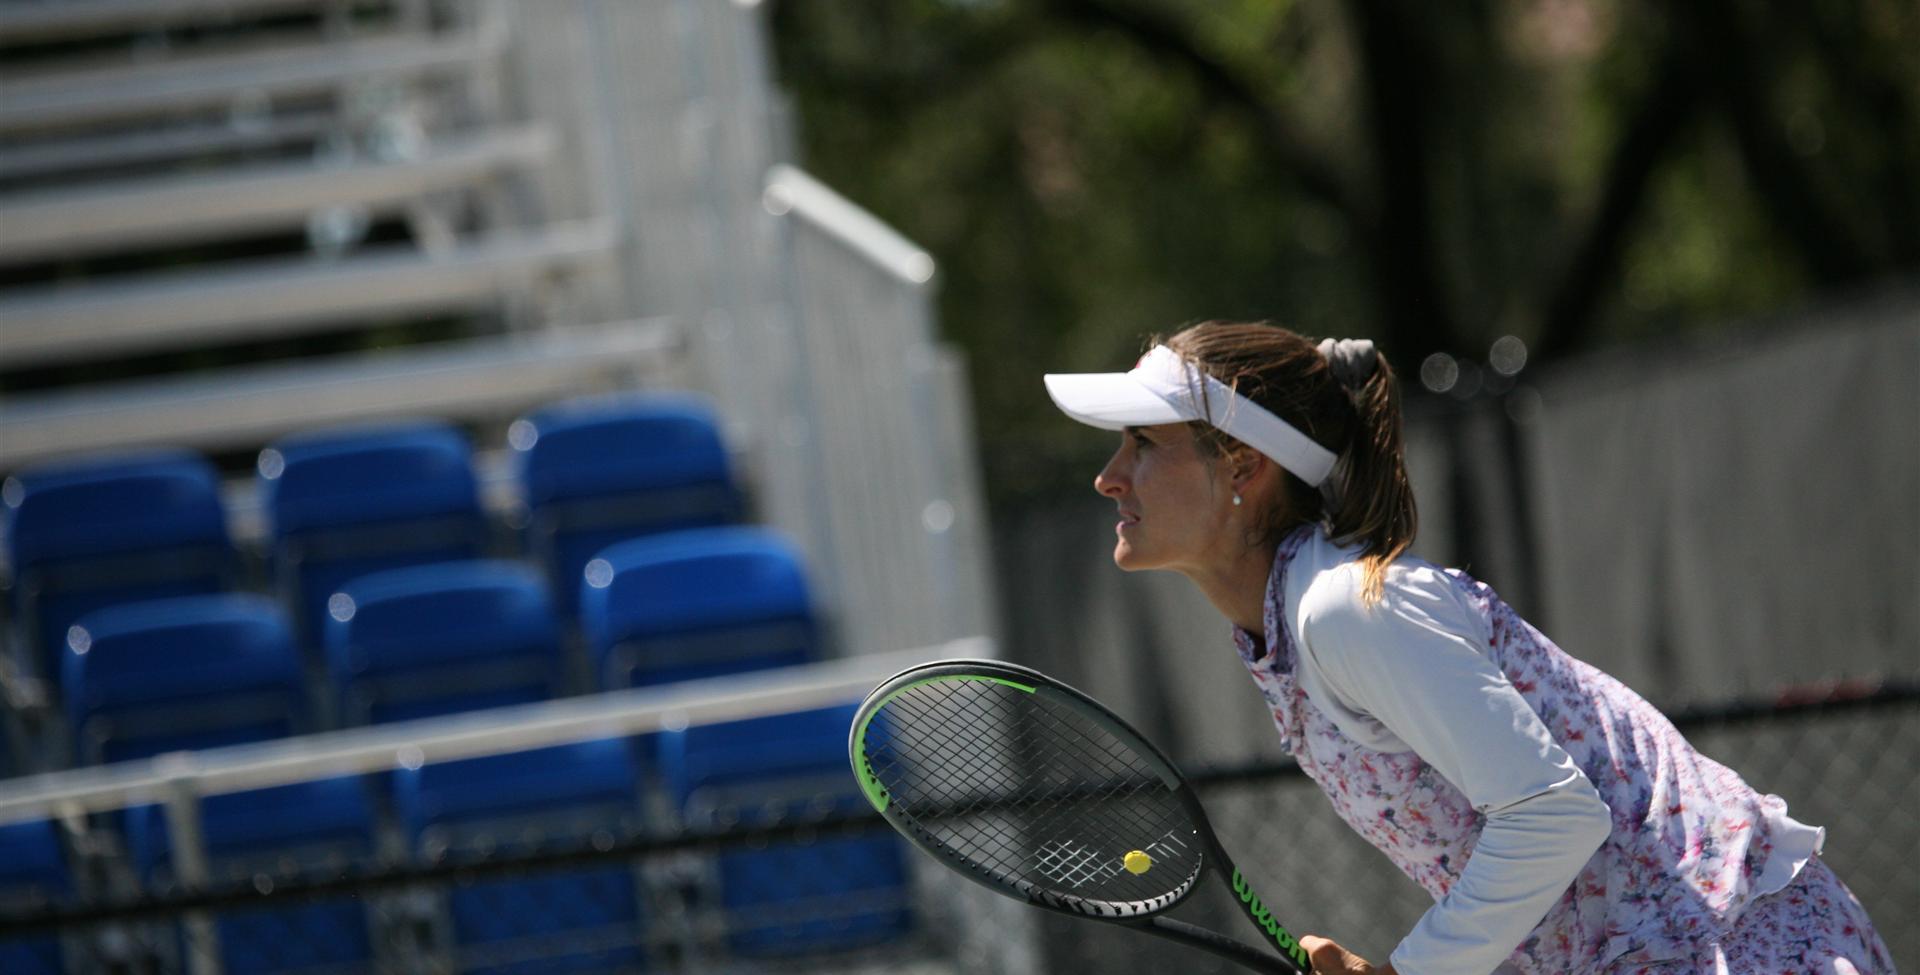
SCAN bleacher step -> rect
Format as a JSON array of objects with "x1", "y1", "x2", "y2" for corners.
[
  {"x1": 0, "y1": 219, "x2": 620, "y2": 368},
  {"x1": 0, "y1": 0, "x2": 340, "y2": 44},
  {"x1": 0, "y1": 25, "x2": 506, "y2": 134},
  {"x1": 0, "y1": 319, "x2": 683, "y2": 471},
  {"x1": 0, "y1": 109, "x2": 335, "y2": 181},
  {"x1": 0, "y1": 124, "x2": 555, "y2": 262}
]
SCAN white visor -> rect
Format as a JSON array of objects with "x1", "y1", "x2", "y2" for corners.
[{"x1": 1044, "y1": 345, "x2": 1338, "y2": 486}]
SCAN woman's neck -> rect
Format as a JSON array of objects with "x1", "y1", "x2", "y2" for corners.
[{"x1": 1182, "y1": 537, "x2": 1282, "y2": 634}]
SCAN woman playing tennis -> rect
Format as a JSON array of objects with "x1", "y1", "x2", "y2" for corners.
[{"x1": 1043, "y1": 321, "x2": 1892, "y2": 975}]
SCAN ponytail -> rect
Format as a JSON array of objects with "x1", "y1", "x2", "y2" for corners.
[{"x1": 1325, "y1": 350, "x2": 1418, "y2": 605}]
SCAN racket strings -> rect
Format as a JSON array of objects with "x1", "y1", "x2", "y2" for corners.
[
  {"x1": 879, "y1": 682, "x2": 1147, "y2": 819},
  {"x1": 888, "y1": 682, "x2": 1140, "y2": 808},
  {"x1": 889, "y1": 690, "x2": 1166, "y2": 876},
  {"x1": 876, "y1": 683, "x2": 1190, "y2": 882},
  {"x1": 863, "y1": 679, "x2": 1202, "y2": 912}
]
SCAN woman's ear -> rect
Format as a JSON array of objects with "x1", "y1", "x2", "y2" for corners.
[{"x1": 1225, "y1": 443, "x2": 1268, "y2": 490}]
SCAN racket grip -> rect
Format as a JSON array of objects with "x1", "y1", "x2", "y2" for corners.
[{"x1": 1144, "y1": 916, "x2": 1312, "y2": 975}]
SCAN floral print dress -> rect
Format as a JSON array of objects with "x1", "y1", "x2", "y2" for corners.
[{"x1": 1233, "y1": 526, "x2": 1891, "y2": 974}]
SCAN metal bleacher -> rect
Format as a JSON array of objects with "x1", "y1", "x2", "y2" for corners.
[
  {"x1": 0, "y1": 1, "x2": 1011, "y2": 972},
  {"x1": 0, "y1": 0, "x2": 658, "y2": 479}
]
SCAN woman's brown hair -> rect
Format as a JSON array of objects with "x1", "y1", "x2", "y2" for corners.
[{"x1": 1156, "y1": 320, "x2": 1418, "y2": 603}]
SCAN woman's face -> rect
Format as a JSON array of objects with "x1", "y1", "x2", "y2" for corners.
[{"x1": 1094, "y1": 423, "x2": 1236, "y2": 572}]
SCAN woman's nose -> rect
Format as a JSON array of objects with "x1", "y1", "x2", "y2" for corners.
[{"x1": 1095, "y1": 450, "x2": 1127, "y2": 497}]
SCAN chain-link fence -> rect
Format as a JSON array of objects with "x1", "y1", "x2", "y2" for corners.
[{"x1": 4, "y1": 687, "x2": 1912, "y2": 974}]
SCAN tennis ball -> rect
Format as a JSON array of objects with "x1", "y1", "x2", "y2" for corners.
[{"x1": 1123, "y1": 850, "x2": 1153, "y2": 875}]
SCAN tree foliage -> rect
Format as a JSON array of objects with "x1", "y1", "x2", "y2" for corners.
[{"x1": 768, "y1": 0, "x2": 1920, "y2": 503}]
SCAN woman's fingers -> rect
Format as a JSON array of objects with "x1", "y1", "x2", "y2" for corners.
[{"x1": 1298, "y1": 934, "x2": 1377, "y2": 975}]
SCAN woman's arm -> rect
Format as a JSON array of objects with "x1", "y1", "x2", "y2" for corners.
[{"x1": 1298, "y1": 565, "x2": 1614, "y2": 975}]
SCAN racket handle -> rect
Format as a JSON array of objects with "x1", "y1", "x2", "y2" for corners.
[{"x1": 1144, "y1": 916, "x2": 1312, "y2": 975}]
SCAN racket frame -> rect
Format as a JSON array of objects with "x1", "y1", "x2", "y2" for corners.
[{"x1": 850, "y1": 658, "x2": 1312, "y2": 974}]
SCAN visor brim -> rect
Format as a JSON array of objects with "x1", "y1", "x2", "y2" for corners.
[{"x1": 1043, "y1": 372, "x2": 1190, "y2": 431}]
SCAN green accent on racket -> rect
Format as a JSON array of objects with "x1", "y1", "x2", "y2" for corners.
[{"x1": 851, "y1": 672, "x2": 1035, "y2": 812}]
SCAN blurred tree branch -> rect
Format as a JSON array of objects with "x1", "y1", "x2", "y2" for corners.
[
  {"x1": 765, "y1": 0, "x2": 1046, "y2": 112},
  {"x1": 1035, "y1": 0, "x2": 1366, "y2": 226},
  {"x1": 1032, "y1": 0, "x2": 1469, "y2": 352},
  {"x1": 1792, "y1": 5, "x2": 1920, "y2": 264},
  {"x1": 1536, "y1": 36, "x2": 1703, "y2": 361},
  {"x1": 1341, "y1": 0, "x2": 1460, "y2": 356},
  {"x1": 1685, "y1": 0, "x2": 1879, "y2": 285}
]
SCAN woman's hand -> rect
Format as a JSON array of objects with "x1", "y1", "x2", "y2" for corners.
[{"x1": 1298, "y1": 934, "x2": 1395, "y2": 975}]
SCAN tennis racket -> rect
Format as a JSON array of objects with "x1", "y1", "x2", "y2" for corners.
[{"x1": 849, "y1": 658, "x2": 1313, "y2": 974}]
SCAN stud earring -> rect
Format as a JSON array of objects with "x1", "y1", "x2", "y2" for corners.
[{"x1": 1232, "y1": 493, "x2": 1243, "y2": 507}]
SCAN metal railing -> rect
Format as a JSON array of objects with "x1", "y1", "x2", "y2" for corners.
[
  {"x1": 757, "y1": 165, "x2": 999, "y2": 660},
  {"x1": 0, "y1": 639, "x2": 995, "y2": 975},
  {"x1": 0, "y1": 640, "x2": 989, "y2": 830}
]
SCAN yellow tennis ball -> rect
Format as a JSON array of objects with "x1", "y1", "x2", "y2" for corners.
[{"x1": 1123, "y1": 850, "x2": 1153, "y2": 875}]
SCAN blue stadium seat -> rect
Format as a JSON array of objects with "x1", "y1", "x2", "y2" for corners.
[
  {"x1": 393, "y1": 738, "x2": 648, "y2": 974},
  {"x1": 0, "y1": 819, "x2": 70, "y2": 974},
  {"x1": 2, "y1": 450, "x2": 235, "y2": 690},
  {"x1": 579, "y1": 527, "x2": 816, "y2": 690},
  {"x1": 125, "y1": 776, "x2": 382, "y2": 974},
  {"x1": 510, "y1": 394, "x2": 741, "y2": 614},
  {"x1": 326, "y1": 560, "x2": 563, "y2": 725},
  {"x1": 63, "y1": 595, "x2": 306, "y2": 766},
  {"x1": 258, "y1": 422, "x2": 488, "y2": 651},
  {"x1": 81, "y1": 595, "x2": 378, "y2": 972},
  {"x1": 658, "y1": 704, "x2": 911, "y2": 957}
]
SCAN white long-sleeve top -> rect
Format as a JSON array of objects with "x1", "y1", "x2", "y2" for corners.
[{"x1": 1234, "y1": 527, "x2": 1823, "y2": 974}]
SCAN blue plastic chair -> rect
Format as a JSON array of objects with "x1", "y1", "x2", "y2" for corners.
[
  {"x1": 125, "y1": 776, "x2": 382, "y2": 974},
  {"x1": 511, "y1": 394, "x2": 741, "y2": 615},
  {"x1": 259, "y1": 422, "x2": 487, "y2": 651},
  {"x1": 658, "y1": 704, "x2": 911, "y2": 957},
  {"x1": 3, "y1": 450, "x2": 235, "y2": 689},
  {"x1": 63, "y1": 595, "x2": 307, "y2": 766},
  {"x1": 71, "y1": 595, "x2": 378, "y2": 972},
  {"x1": 0, "y1": 820, "x2": 70, "y2": 974},
  {"x1": 579, "y1": 527, "x2": 816, "y2": 690},
  {"x1": 393, "y1": 738, "x2": 648, "y2": 974},
  {"x1": 325, "y1": 560, "x2": 563, "y2": 725}
]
